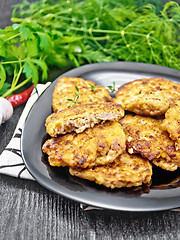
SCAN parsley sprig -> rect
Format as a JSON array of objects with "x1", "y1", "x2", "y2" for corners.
[
  {"x1": 0, "y1": 22, "x2": 81, "y2": 97},
  {"x1": 0, "y1": 23, "x2": 49, "y2": 97}
]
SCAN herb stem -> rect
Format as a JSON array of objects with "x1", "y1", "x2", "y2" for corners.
[
  {"x1": 69, "y1": 26, "x2": 122, "y2": 34},
  {"x1": 1, "y1": 59, "x2": 36, "y2": 65},
  {"x1": 11, "y1": 17, "x2": 29, "y2": 23},
  {"x1": 52, "y1": 15, "x2": 97, "y2": 23},
  {"x1": 83, "y1": 36, "x2": 109, "y2": 41},
  {"x1": 2, "y1": 75, "x2": 32, "y2": 98},
  {"x1": 69, "y1": 26, "x2": 163, "y2": 46},
  {"x1": 5, "y1": 32, "x2": 21, "y2": 42},
  {"x1": 1, "y1": 59, "x2": 25, "y2": 65},
  {"x1": 11, "y1": 65, "x2": 18, "y2": 90},
  {"x1": 88, "y1": 31, "x2": 104, "y2": 51},
  {"x1": 30, "y1": 3, "x2": 68, "y2": 18},
  {"x1": 11, "y1": 63, "x2": 24, "y2": 89}
]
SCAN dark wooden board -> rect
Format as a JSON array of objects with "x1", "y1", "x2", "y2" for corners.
[{"x1": 0, "y1": 1, "x2": 180, "y2": 239}]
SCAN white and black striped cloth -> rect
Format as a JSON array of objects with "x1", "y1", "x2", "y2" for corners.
[{"x1": 0, "y1": 83, "x2": 51, "y2": 180}]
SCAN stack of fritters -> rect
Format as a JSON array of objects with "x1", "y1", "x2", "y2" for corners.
[
  {"x1": 115, "y1": 77, "x2": 180, "y2": 172},
  {"x1": 120, "y1": 114, "x2": 180, "y2": 171},
  {"x1": 43, "y1": 76, "x2": 180, "y2": 189},
  {"x1": 42, "y1": 77, "x2": 153, "y2": 189},
  {"x1": 43, "y1": 121, "x2": 126, "y2": 168}
]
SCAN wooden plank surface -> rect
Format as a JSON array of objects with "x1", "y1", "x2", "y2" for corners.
[{"x1": 0, "y1": 1, "x2": 180, "y2": 239}]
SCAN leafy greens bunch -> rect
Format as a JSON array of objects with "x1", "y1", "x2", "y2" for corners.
[
  {"x1": 0, "y1": 0, "x2": 180, "y2": 97},
  {"x1": 0, "y1": 20, "x2": 82, "y2": 97}
]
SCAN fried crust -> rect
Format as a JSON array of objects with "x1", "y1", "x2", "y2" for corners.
[
  {"x1": 42, "y1": 121, "x2": 126, "y2": 169},
  {"x1": 52, "y1": 77, "x2": 112, "y2": 112},
  {"x1": 46, "y1": 102, "x2": 124, "y2": 137},
  {"x1": 69, "y1": 152, "x2": 152, "y2": 189},
  {"x1": 115, "y1": 78, "x2": 180, "y2": 116},
  {"x1": 161, "y1": 102, "x2": 180, "y2": 151},
  {"x1": 120, "y1": 114, "x2": 180, "y2": 171},
  {"x1": 152, "y1": 158, "x2": 179, "y2": 171}
]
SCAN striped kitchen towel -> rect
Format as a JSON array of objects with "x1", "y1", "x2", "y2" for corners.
[{"x1": 0, "y1": 82, "x2": 51, "y2": 180}]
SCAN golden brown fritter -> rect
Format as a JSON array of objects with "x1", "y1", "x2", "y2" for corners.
[
  {"x1": 115, "y1": 77, "x2": 180, "y2": 116},
  {"x1": 161, "y1": 102, "x2": 180, "y2": 151},
  {"x1": 152, "y1": 158, "x2": 179, "y2": 172},
  {"x1": 46, "y1": 102, "x2": 124, "y2": 137},
  {"x1": 69, "y1": 152, "x2": 152, "y2": 189},
  {"x1": 42, "y1": 121, "x2": 126, "y2": 169},
  {"x1": 52, "y1": 77, "x2": 112, "y2": 112},
  {"x1": 120, "y1": 114, "x2": 180, "y2": 171}
]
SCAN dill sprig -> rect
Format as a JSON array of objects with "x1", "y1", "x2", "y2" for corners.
[{"x1": 11, "y1": 0, "x2": 180, "y2": 70}]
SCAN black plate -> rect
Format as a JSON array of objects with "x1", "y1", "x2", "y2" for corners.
[{"x1": 21, "y1": 62, "x2": 180, "y2": 212}]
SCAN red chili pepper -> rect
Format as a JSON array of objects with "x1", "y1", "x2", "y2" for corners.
[{"x1": 6, "y1": 84, "x2": 34, "y2": 107}]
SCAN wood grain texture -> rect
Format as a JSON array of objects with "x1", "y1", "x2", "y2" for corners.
[
  {"x1": 1, "y1": 173, "x2": 180, "y2": 240},
  {"x1": 0, "y1": 1, "x2": 180, "y2": 239}
]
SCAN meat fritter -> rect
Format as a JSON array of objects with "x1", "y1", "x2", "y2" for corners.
[
  {"x1": 120, "y1": 114, "x2": 180, "y2": 171},
  {"x1": 42, "y1": 121, "x2": 126, "y2": 169},
  {"x1": 46, "y1": 102, "x2": 124, "y2": 137},
  {"x1": 152, "y1": 158, "x2": 179, "y2": 172},
  {"x1": 69, "y1": 152, "x2": 152, "y2": 189},
  {"x1": 52, "y1": 77, "x2": 112, "y2": 112},
  {"x1": 161, "y1": 102, "x2": 180, "y2": 151},
  {"x1": 115, "y1": 77, "x2": 180, "y2": 116}
]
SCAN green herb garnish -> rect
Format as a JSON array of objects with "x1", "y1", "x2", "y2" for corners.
[
  {"x1": 89, "y1": 83, "x2": 97, "y2": 93},
  {"x1": 108, "y1": 81, "x2": 116, "y2": 93},
  {"x1": 67, "y1": 85, "x2": 80, "y2": 108}
]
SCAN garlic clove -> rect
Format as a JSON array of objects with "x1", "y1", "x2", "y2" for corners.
[
  {"x1": 0, "y1": 114, "x2": 3, "y2": 126},
  {"x1": 0, "y1": 97, "x2": 14, "y2": 126}
]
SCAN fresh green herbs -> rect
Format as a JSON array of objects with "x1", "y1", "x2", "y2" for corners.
[
  {"x1": 89, "y1": 83, "x2": 97, "y2": 93},
  {"x1": 0, "y1": 22, "x2": 82, "y2": 97},
  {"x1": 11, "y1": 0, "x2": 180, "y2": 70},
  {"x1": 108, "y1": 81, "x2": 116, "y2": 93},
  {"x1": 67, "y1": 85, "x2": 80, "y2": 108},
  {"x1": 0, "y1": 0, "x2": 180, "y2": 98},
  {"x1": 0, "y1": 24, "x2": 48, "y2": 97}
]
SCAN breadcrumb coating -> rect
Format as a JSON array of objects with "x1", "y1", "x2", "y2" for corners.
[
  {"x1": 120, "y1": 114, "x2": 180, "y2": 171},
  {"x1": 161, "y1": 101, "x2": 180, "y2": 151},
  {"x1": 42, "y1": 121, "x2": 126, "y2": 169},
  {"x1": 69, "y1": 152, "x2": 152, "y2": 189},
  {"x1": 115, "y1": 77, "x2": 180, "y2": 116},
  {"x1": 46, "y1": 102, "x2": 124, "y2": 137},
  {"x1": 53, "y1": 77, "x2": 112, "y2": 112}
]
